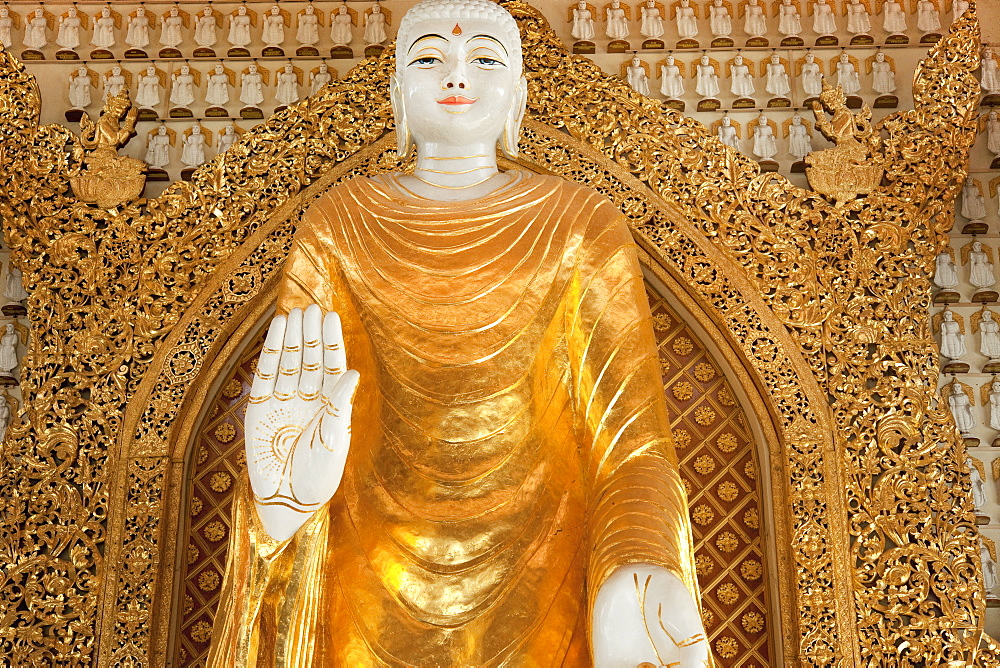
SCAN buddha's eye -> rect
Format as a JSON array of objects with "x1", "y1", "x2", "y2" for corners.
[
  {"x1": 472, "y1": 56, "x2": 503, "y2": 66},
  {"x1": 410, "y1": 56, "x2": 440, "y2": 66}
]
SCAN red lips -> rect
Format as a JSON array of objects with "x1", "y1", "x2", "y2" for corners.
[{"x1": 438, "y1": 95, "x2": 477, "y2": 105}]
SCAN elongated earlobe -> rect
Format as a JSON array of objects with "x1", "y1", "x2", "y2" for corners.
[
  {"x1": 389, "y1": 74, "x2": 413, "y2": 160},
  {"x1": 500, "y1": 75, "x2": 528, "y2": 159}
]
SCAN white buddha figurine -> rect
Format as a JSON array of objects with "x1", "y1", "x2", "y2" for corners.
[
  {"x1": 871, "y1": 52, "x2": 896, "y2": 95},
  {"x1": 933, "y1": 251, "x2": 959, "y2": 290},
  {"x1": 982, "y1": 48, "x2": 1000, "y2": 94},
  {"x1": 989, "y1": 381, "x2": 1000, "y2": 430},
  {"x1": 23, "y1": 8, "x2": 49, "y2": 50},
  {"x1": 160, "y1": 7, "x2": 184, "y2": 49},
  {"x1": 206, "y1": 2, "x2": 708, "y2": 665},
  {"x1": 835, "y1": 53, "x2": 861, "y2": 95},
  {"x1": 170, "y1": 65, "x2": 196, "y2": 108},
  {"x1": 695, "y1": 54, "x2": 719, "y2": 97},
  {"x1": 743, "y1": 0, "x2": 768, "y2": 36},
  {"x1": 778, "y1": 0, "x2": 803, "y2": 36},
  {"x1": 146, "y1": 125, "x2": 170, "y2": 169},
  {"x1": 961, "y1": 177, "x2": 987, "y2": 221},
  {"x1": 145, "y1": 126, "x2": 171, "y2": 168},
  {"x1": 0, "y1": 400, "x2": 11, "y2": 444},
  {"x1": 845, "y1": 0, "x2": 871, "y2": 33},
  {"x1": 800, "y1": 51, "x2": 823, "y2": 96},
  {"x1": 125, "y1": 7, "x2": 152, "y2": 49},
  {"x1": 640, "y1": 0, "x2": 666, "y2": 37},
  {"x1": 938, "y1": 309, "x2": 966, "y2": 360},
  {"x1": 951, "y1": 0, "x2": 969, "y2": 22},
  {"x1": 660, "y1": 55, "x2": 685, "y2": 98},
  {"x1": 981, "y1": 311, "x2": 1000, "y2": 363},
  {"x1": 0, "y1": 8, "x2": 13, "y2": 49},
  {"x1": 311, "y1": 63, "x2": 334, "y2": 93},
  {"x1": 0, "y1": 325, "x2": 17, "y2": 381},
  {"x1": 812, "y1": 0, "x2": 837, "y2": 35},
  {"x1": 135, "y1": 66, "x2": 162, "y2": 109},
  {"x1": 606, "y1": 0, "x2": 631, "y2": 39},
  {"x1": 916, "y1": 0, "x2": 941, "y2": 32},
  {"x1": 91, "y1": 8, "x2": 116, "y2": 49},
  {"x1": 986, "y1": 109, "x2": 1000, "y2": 157},
  {"x1": 882, "y1": 0, "x2": 907, "y2": 33},
  {"x1": 262, "y1": 6, "x2": 286, "y2": 47},
  {"x1": 970, "y1": 464, "x2": 989, "y2": 513},
  {"x1": 626, "y1": 56, "x2": 649, "y2": 95},
  {"x1": 218, "y1": 124, "x2": 239, "y2": 154},
  {"x1": 103, "y1": 66, "x2": 127, "y2": 102},
  {"x1": 765, "y1": 53, "x2": 790, "y2": 96},
  {"x1": 331, "y1": 5, "x2": 354, "y2": 46},
  {"x1": 206, "y1": 64, "x2": 231, "y2": 106},
  {"x1": 195, "y1": 7, "x2": 218, "y2": 47},
  {"x1": 297, "y1": 5, "x2": 321, "y2": 46},
  {"x1": 948, "y1": 383, "x2": 976, "y2": 437},
  {"x1": 717, "y1": 115, "x2": 739, "y2": 148},
  {"x1": 982, "y1": 541, "x2": 999, "y2": 593},
  {"x1": 730, "y1": 54, "x2": 755, "y2": 96},
  {"x1": 752, "y1": 112, "x2": 777, "y2": 160},
  {"x1": 969, "y1": 240, "x2": 996, "y2": 290},
  {"x1": 709, "y1": 0, "x2": 732, "y2": 36},
  {"x1": 181, "y1": 126, "x2": 207, "y2": 167},
  {"x1": 675, "y1": 0, "x2": 699, "y2": 38},
  {"x1": 275, "y1": 64, "x2": 300, "y2": 106},
  {"x1": 56, "y1": 8, "x2": 83, "y2": 50},
  {"x1": 240, "y1": 64, "x2": 265, "y2": 107},
  {"x1": 229, "y1": 6, "x2": 253, "y2": 48},
  {"x1": 787, "y1": 114, "x2": 812, "y2": 160},
  {"x1": 364, "y1": 4, "x2": 388, "y2": 45},
  {"x1": 572, "y1": 1, "x2": 596, "y2": 40},
  {"x1": 68, "y1": 67, "x2": 93, "y2": 109}
]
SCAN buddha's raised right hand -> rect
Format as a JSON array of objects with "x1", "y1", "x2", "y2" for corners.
[{"x1": 245, "y1": 304, "x2": 360, "y2": 541}]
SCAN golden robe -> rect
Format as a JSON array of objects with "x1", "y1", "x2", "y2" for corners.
[{"x1": 209, "y1": 171, "x2": 697, "y2": 667}]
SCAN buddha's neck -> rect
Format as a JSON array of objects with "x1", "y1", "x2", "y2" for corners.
[{"x1": 412, "y1": 142, "x2": 499, "y2": 190}]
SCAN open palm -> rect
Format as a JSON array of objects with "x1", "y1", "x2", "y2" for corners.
[{"x1": 244, "y1": 304, "x2": 359, "y2": 541}]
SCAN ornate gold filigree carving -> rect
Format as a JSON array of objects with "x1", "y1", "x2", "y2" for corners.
[{"x1": 0, "y1": 2, "x2": 988, "y2": 666}]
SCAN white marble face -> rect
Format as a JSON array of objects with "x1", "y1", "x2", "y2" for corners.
[{"x1": 396, "y1": 18, "x2": 519, "y2": 149}]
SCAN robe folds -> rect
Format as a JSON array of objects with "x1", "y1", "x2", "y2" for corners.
[{"x1": 209, "y1": 171, "x2": 698, "y2": 666}]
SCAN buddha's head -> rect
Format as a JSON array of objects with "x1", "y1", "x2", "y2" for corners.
[
  {"x1": 722, "y1": 115, "x2": 731, "y2": 126},
  {"x1": 392, "y1": 0, "x2": 526, "y2": 159},
  {"x1": 170, "y1": 7, "x2": 179, "y2": 16},
  {"x1": 700, "y1": 54, "x2": 709, "y2": 64},
  {"x1": 792, "y1": 114, "x2": 802, "y2": 124},
  {"x1": 68, "y1": 8, "x2": 77, "y2": 16},
  {"x1": 373, "y1": 4, "x2": 382, "y2": 13},
  {"x1": 991, "y1": 109, "x2": 998, "y2": 120},
  {"x1": 112, "y1": 65, "x2": 121, "y2": 75},
  {"x1": 157, "y1": 126, "x2": 167, "y2": 135},
  {"x1": 306, "y1": 5, "x2": 315, "y2": 14},
  {"x1": 665, "y1": 54, "x2": 674, "y2": 64},
  {"x1": 181, "y1": 64, "x2": 190, "y2": 73},
  {"x1": 101, "y1": 8, "x2": 110, "y2": 17},
  {"x1": 34, "y1": 8, "x2": 43, "y2": 17},
  {"x1": 875, "y1": 51, "x2": 885, "y2": 62},
  {"x1": 137, "y1": 7, "x2": 145, "y2": 16},
  {"x1": 734, "y1": 54, "x2": 743, "y2": 64},
  {"x1": 215, "y1": 64, "x2": 224, "y2": 73},
  {"x1": 238, "y1": 6, "x2": 247, "y2": 15},
  {"x1": 771, "y1": 53, "x2": 779, "y2": 63},
  {"x1": 987, "y1": 311, "x2": 995, "y2": 322},
  {"x1": 204, "y1": 7, "x2": 212, "y2": 16},
  {"x1": 285, "y1": 63, "x2": 293, "y2": 72},
  {"x1": 944, "y1": 309, "x2": 954, "y2": 320},
  {"x1": 806, "y1": 51, "x2": 815, "y2": 62},
  {"x1": 147, "y1": 65, "x2": 156, "y2": 74},
  {"x1": 271, "y1": 6, "x2": 280, "y2": 14}
]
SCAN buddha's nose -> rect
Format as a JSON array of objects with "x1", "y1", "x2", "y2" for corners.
[{"x1": 442, "y1": 64, "x2": 469, "y2": 90}]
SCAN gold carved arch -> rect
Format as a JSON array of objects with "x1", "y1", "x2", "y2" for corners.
[
  {"x1": 118, "y1": 128, "x2": 818, "y2": 664},
  {"x1": 0, "y1": 0, "x2": 988, "y2": 665}
]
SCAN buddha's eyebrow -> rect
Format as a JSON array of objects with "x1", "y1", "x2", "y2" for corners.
[
  {"x1": 468, "y1": 34, "x2": 508, "y2": 54},
  {"x1": 408, "y1": 34, "x2": 447, "y2": 52}
]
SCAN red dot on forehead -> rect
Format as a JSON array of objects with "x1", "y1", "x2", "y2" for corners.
[{"x1": 452, "y1": 23, "x2": 462, "y2": 35}]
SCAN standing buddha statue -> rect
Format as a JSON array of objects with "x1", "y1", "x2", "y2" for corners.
[{"x1": 208, "y1": 0, "x2": 706, "y2": 665}]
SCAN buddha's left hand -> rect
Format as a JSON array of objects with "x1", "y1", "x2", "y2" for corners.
[{"x1": 591, "y1": 564, "x2": 710, "y2": 667}]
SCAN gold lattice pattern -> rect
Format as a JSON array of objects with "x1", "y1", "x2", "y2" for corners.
[
  {"x1": 175, "y1": 338, "x2": 260, "y2": 666},
  {"x1": 647, "y1": 286, "x2": 772, "y2": 667}
]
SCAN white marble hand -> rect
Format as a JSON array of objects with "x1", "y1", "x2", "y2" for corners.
[
  {"x1": 245, "y1": 304, "x2": 360, "y2": 541},
  {"x1": 592, "y1": 564, "x2": 710, "y2": 668}
]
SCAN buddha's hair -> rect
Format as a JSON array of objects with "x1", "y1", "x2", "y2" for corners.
[{"x1": 396, "y1": 0, "x2": 522, "y2": 73}]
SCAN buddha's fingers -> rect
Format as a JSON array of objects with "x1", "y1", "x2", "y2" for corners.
[
  {"x1": 322, "y1": 311, "x2": 347, "y2": 399},
  {"x1": 250, "y1": 314, "x2": 286, "y2": 402},
  {"x1": 274, "y1": 307, "x2": 304, "y2": 400},
  {"x1": 319, "y1": 369, "x2": 359, "y2": 454},
  {"x1": 299, "y1": 304, "x2": 324, "y2": 401}
]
